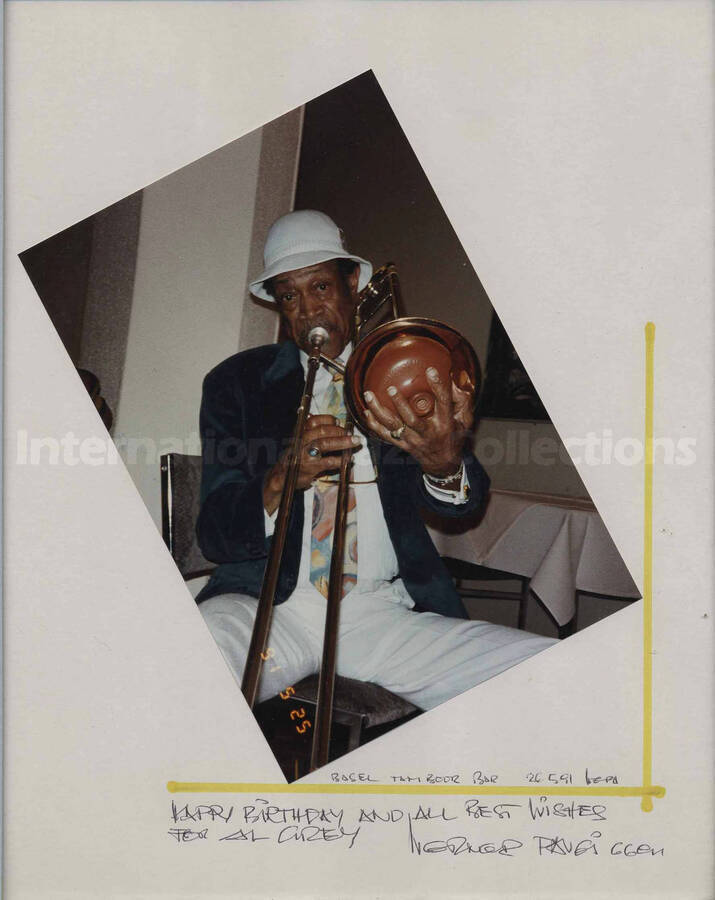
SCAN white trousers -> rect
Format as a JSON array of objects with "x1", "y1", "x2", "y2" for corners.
[{"x1": 200, "y1": 586, "x2": 557, "y2": 710}]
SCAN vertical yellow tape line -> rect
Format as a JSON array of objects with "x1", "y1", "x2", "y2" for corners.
[{"x1": 642, "y1": 323, "x2": 655, "y2": 812}]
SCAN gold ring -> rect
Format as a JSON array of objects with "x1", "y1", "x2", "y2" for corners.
[{"x1": 390, "y1": 425, "x2": 406, "y2": 440}]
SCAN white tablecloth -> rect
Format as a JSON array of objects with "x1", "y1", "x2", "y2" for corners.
[{"x1": 427, "y1": 489, "x2": 640, "y2": 625}]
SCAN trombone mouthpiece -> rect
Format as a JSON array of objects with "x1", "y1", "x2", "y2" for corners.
[{"x1": 308, "y1": 326, "x2": 330, "y2": 348}]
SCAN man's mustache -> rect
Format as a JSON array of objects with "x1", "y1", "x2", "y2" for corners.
[{"x1": 297, "y1": 317, "x2": 335, "y2": 345}]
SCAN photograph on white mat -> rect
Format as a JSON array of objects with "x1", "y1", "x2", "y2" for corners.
[{"x1": 18, "y1": 71, "x2": 642, "y2": 782}]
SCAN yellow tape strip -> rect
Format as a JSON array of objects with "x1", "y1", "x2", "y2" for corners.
[
  {"x1": 168, "y1": 324, "x2": 662, "y2": 811},
  {"x1": 641, "y1": 322, "x2": 656, "y2": 810},
  {"x1": 167, "y1": 781, "x2": 665, "y2": 799}
]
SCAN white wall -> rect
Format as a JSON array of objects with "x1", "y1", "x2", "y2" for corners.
[
  {"x1": 474, "y1": 419, "x2": 590, "y2": 497},
  {"x1": 115, "y1": 130, "x2": 264, "y2": 525},
  {"x1": 240, "y1": 108, "x2": 303, "y2": 350},
  {"x1": 114, "y1": 111, "x2": 303, "y2": 537}
]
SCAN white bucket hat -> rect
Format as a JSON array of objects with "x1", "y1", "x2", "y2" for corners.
[{"x1": 249, "y1": 209, "x2": 373, "y2": 303}]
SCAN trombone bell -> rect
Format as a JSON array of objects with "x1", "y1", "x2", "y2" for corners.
[{"x1": 344, "y1": 317, "x2": 481, "y2": 437}]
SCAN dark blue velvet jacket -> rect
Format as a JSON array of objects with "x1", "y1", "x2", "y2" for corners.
[{"x1": 195, "y1": 341, "x2": 490, "y2": 618}]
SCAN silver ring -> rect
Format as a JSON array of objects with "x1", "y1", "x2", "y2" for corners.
[
  {"x1": 390, "y1": 424, "x2": 406, "y2": 440},
  {"x1": 306, "y1": 444, "x2": 321, "y2": 458}
]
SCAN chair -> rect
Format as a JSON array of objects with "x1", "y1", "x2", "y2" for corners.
[
  {"x1": 445, "y1": 556, "x2": 574, "y2": 639},
  {"x1": 565, "y1": 588, "x2": 639, "y2": 637},
  {"x1": 445, "y1": 555, "x2": 638, "y2": 640},
  {"x1": 443, "y1": 556, "x2": 530, "y2": 631},
  {"x1": 159, "y1": 452, "x2": 420, "y2": 767},
  {"x1": 160, "y1": 452, "x2": 216, "y2": 580}
]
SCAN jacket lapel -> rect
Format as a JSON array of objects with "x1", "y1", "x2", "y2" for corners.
[
  {"x1": 260, "y1": 341, "x2": 304, "y2": 442},
  {"x1": 263, "y1": 339, "x2": 301, "y2": 387}
]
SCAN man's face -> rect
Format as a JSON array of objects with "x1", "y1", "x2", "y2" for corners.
[{"x1": 272, "y1": 259, "x2": 360, "y2": 359}]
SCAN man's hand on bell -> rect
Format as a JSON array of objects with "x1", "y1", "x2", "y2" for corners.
[
  {"x1": 263, "y1": 414, "x2": 362, "y2": 515},
  {"x1": 451, "y1": 381, "x2": 475, "y2": 436},
  {"x1": 363, "y1": 366, "x2": 470, "y2": 478}
]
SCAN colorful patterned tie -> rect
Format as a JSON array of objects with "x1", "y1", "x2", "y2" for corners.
[{"x1": 310, "y1": 375, "x2": 358, "y2": 598}]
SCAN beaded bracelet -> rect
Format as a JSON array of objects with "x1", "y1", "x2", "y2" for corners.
[{"x1": 424, "y1": 460, "x2": 464, "y2": 486}]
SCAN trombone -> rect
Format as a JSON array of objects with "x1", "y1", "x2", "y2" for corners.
[{"x1": 241, "y1": 265, "x2": 480, "y2": 772}]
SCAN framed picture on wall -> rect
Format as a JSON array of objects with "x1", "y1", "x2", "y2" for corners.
[{"x1": 479, "y1": 311, "x2": 550, "y2": 421}]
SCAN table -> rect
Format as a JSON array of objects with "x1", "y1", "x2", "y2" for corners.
[{"x1": 426, "y1": 489, "x2": 640, "y2": 626}]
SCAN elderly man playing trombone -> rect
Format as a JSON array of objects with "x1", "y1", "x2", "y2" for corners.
[{"x1": 196, "y1": 210, "x2": 555, "y2": 717}]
